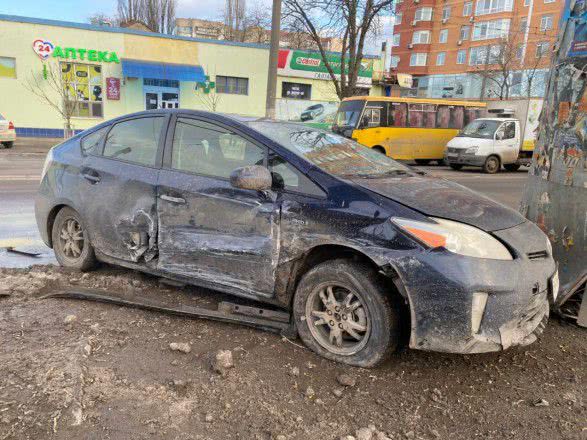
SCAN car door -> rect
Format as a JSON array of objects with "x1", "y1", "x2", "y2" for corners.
[
  {"x1": 78, "y1": 115, "x2": 167, "y2": 263},
  {"x1": 496, "y1": 121, "x2": 518, "y2": 163},
  {"x1": 156, "y1": 115, "x2": 280, "y2": 297}
]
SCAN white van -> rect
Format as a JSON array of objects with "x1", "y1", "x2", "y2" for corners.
[{"x1": 444, "y1": 118, "x2": 531, "y2": 173}]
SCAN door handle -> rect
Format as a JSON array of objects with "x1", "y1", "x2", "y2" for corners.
[
  {"x1": 81, "y1": 170, "x2": 101, "y2": 184},
  {"x1": 160, "y1": 194, "x2": 186, "y2": 204}
]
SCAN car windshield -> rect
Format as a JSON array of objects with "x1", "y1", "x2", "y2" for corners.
[
  {"x1": 334, "y1": 100, "x2": 365, "y2": 128},
  {"x1": 249, "y1": 122, "x2": 412, "y2": 178},
  {"x1": 458, "y1": 120, "x2": 500, "y2": 139}
]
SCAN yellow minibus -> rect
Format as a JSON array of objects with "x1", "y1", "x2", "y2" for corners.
[{"x1": 332, "y1": 96, "x2": 486, "y2": 164}]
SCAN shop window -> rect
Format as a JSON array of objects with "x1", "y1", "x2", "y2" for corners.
[
  {"x1": 437, "y1": 105, "x2": 465, "y2": 129},
  {"x1": 0, "y1": 57, "x2": 16, "y2": 79},
  {"x1": 408, "y1": 104, "x2": 436, "y2": 128},
  {"x1": 282, "y1": 82, "x2": 312, "y2": 100},
  {"x1": 216, "y1": 75, "x2": 249, "y2": 95},
  {"x1": 389, "y1": 102, "x2": 407, "y2": 127},
  {"x1": 61, "y1": 63, "x2": 103, "y2": 118},
  {"x1": 103, "y1": 117, "x2": 164, "y2": 166},
  {"x1": 171, "y1": 117, "x2": 265, "y2": 179}
]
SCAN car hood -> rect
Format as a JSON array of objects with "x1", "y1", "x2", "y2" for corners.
[
  {"x1": 447, "y1": 137, "x2": 494, "y2": 149},
  {"x1": 351, "y1": 174, "x2": 525, "y2": 232}
]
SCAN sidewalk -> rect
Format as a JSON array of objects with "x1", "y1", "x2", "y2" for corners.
[{"x1": 7, "y1": 137, "x2": 64, "y2": 154}]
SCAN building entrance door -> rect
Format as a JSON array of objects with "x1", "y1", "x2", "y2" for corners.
[{"x1": 144, "y1": 83, "x2": 180, "y2": 110}]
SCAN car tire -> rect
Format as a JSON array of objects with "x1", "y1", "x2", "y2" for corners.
[
  {"x1": 483, "y1": 155, "x2": 501, "y2": 174},
  {"x1": 504, "y1": 163, "x2": 521, "y2": 172},
  {"x1": 293, "y1": 259, "x2": 400, "y2": 367},
  {"x1": 51, "y1": 207, "x2": 97, "y2": 271},
  {"x1": 414, "y1": 159, "x2": 431, "y2": 165},
  {"x1": 2, "y1": 141, "x2": 14, "y2": 149},
  {"x1": 449, "y1": 163, "x2": 463, "y2": 171}
]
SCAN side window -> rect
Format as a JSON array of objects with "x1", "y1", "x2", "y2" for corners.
[
  {"x1": 269, "y1": 155, "x2": 325, "y2": 197},
  {"x1": 408, "y1": 104, "x2": 436, "y2": 128},
  {"x1": 81, "y1": 125, "x2": 109, "y2": 155},
  {"x1": 389, "y1": 102, "x2": 407, "y2": 127},
  {"x1": 171, "y1": 117, "x2": 265, "y2": 179},
  {"x1": 363, "y1": 102, "x2": 388, "y2": 127},
  {"x1": 103, "y1": 117, "x2": 164, "y2": 166},
  {"x1": 437, "y1": 105, "x2": 465, "y2": 129},
  {"x1": 503, "y1": 121, "x2": 516, "y2": 139}
]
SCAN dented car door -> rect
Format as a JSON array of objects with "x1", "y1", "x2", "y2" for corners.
[
  {"x1": 78, "y1": 115, "x2": 167, "y2": 262},
  {"x1": 156, "y1": 116, "x2": 280, "y2": 297}
]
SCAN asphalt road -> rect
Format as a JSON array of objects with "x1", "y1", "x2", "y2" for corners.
[{"x1": 0, "y1": 149, "x2": 529, "y2": 267}]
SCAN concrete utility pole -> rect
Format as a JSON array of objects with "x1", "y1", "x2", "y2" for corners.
[{"x1": 265, "y1": 0, "x2": 282, "y2": 119}]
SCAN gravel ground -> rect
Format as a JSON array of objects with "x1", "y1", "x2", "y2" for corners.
[{"x1": 0, "y1": 265, "x2": 585, "y2": 440}]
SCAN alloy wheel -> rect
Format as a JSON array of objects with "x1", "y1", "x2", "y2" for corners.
[
  {"x1": 305, "y1": 283, "x2": 371, "y2": 355},
  {"x1": 59, "y1": 218, "x2": 84, "y2": 259}
]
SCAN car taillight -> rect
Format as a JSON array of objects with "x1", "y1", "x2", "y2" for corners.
[{"x1": 8, "y1": 121, "x2": 14, "y2": 130}]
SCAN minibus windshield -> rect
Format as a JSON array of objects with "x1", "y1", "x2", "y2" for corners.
[{"x1": 334, "y1": 100, "x2": 365, "y2": 128}]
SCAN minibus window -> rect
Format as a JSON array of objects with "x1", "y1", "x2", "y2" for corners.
[
  {"x1": 464, "y1": 107, "x2": 483, "y2": 125},
  {"x1": 335, "y1": 100, "x2": 366, "y2": 128},
  {"x1": 409, "y1": 104, "x2": 436, "y2": 128},
  {"x1": 363, "y1": 102, "x2": 388, "y2": 127},
  {"x1": 389, "y1": 102, "x2": 407, "y2": 127},
  {"x1": 437, "y1": 105, "x2": 465, "y2": 129}
]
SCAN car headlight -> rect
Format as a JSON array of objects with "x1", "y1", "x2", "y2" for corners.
[
  {"x1": 465, "y1": 146, "x2": 479, "y2": 154},
  {"x1": 391, "y1": 217, "x2": 513, "y2": 260}
]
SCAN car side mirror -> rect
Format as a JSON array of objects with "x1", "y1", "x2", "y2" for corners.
[{"x1": 230, "y1": 165, "x2": 272, "y2": 191}]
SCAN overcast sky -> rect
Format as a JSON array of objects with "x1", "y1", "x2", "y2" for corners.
[{"x1": 0, "y1": 0, "x2": 393, "y2": 54}]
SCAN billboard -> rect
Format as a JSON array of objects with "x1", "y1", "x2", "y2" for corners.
[{"x1": 277, "y1": 49, "x2": 374, "y2": 86}]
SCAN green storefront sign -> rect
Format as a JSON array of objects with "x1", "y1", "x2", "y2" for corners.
[
  {"x1": 289, "y1": 50, "x2": 373, "y2": 79},
  {"x1": 53, "y1": 46, "x2": 120, "y2": 63}
]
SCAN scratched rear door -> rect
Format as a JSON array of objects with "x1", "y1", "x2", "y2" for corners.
[{"x1": 156, "y1": 115, "x2": 280, "y2": 298}]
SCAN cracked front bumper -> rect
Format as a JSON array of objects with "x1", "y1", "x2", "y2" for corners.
[{"x1": 445, "y1": 152, "x2": 486, "y2": 167}]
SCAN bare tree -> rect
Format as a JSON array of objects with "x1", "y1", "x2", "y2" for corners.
[
  {"x1": 222, "y1": 0, "x2": 247, "y2": 41},
  {"x1": 240, "y1": 1, "x2": 271, "y2": 43},
  {"x1": 88, "y1": 12, "x2": 118, "y2": 26},
  {"x1": 282, "y1": 0, "x2": 394, "y2": 99},
  {"x1": 115, "y1": 0, "x2": 176, "y2": 33},
  {"x1": 23, "y1": 62, "x2": 79, "y2": 138},
  {"x1": 474, "y1": 31, "x2": 548, "y2": 100}
]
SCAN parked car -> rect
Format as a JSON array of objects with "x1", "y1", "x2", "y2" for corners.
[
  {"x1": 0, "y1": 114, "x2": 16, "y2": 148},
  {"x1": 300, "y1": 104, "x2": 325, "y2": 121},
  {"x1": 36, "y1": 110, "x2": 557, "y2": 367},
  {"x1": 445, "y1": 118, "x2": 531, "y2": 173}
]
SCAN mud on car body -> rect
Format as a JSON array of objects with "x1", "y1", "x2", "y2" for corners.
[{"x1": 35, "y1": 110, "x2": 557, "y2": 367}]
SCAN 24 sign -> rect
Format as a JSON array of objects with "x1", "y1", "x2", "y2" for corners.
[{"x1": 32, "y1": 39, "x2": 54, "y2": 60}]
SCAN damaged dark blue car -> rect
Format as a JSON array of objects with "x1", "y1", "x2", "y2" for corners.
[{"x1": 36, "y1": 110, "x2": 558, "y2": 367}]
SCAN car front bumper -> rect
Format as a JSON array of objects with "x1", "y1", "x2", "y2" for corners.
[
  {"x1": 381, "y1": 220, "x2": 556, "y2": 354},
  {"x1": 0, "y1": 130, "x2": 16, "y2": 142},
  {"x1": 445, "y1": 152, "x2": 486, "y2": 167}
]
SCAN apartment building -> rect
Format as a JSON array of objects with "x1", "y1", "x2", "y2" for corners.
[{"x1": 391, "y1": 0, "x2": 562, "y2": 98}]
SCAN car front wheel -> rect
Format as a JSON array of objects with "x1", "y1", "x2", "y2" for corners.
[
  {"x1": 293, "y1": 259, "x2": 400, "y2": 367},
  {"x1": 2, "y1": 141, "x2": 14, "y2": 149},
  {"x1": 52, "y1": 207, "x2": 97, "y2": 271},
  {"x1": 483, "y1": 155, "x2": 501, "y2": 174}
]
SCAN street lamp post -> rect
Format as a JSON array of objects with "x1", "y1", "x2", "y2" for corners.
[{"x1": 265, "y1": 0, "x2": 282, "y2": 119}]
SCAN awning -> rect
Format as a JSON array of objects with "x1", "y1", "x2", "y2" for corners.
[{"x1": 121, "y1": 59, "x2": 206, "y2": 82}]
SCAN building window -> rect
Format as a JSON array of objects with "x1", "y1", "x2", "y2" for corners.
[
  {"x1": 536, "y1": 42, "x2": 550, "y2": 58},
  {"x1": 390, "y1": 56, "x2": 400, "y2": 68},
  {"x1": 469, "y1": 46, "x2": 489, "y2": 65},
  {"x1": 540, "y1": 15, "x2": 553, "y2": 31},
  {"x1": 488, "y1": 45, "x2": 503, "y2": 63},
  {"x1": 472, "y1": 19, "x2": 510, "y2": 41},
  {"x1": 414, "y1": 7, "x2": 433, "y2": 22},
  {"x1": 439, "y1": 29, "x2": 449, "y2": 43},
  {"x1": 519, "y1": 18, "x2": 528, "y2": 32},
  {"x1": 282, "y1": 82, "x2": 311, "y2": 100},
  {"x1": 0, "y1": 57, "x2": 16, "y2": 79},
  {"x1": 544, "y1": 0, "x2": 555, "y2": 3},
  {"x1": 524, "y1": 0, "x2": 530, "y2": 6},
  {"x1": 392, "y1": 34, "x2": 401, "y2": 47},
  {"x1": 216, "y1": 75, "x2": 248, "y2": 95},
  {"x1": 436, "y1": 52, "x2": 446, "y2": 65},
  {"x1": 61, "y1": 63, "x2": 103, "y2": 118},
  {"x1": 475, "y1": 0, "x2": 513, "y2": 15},
  {"x1": 175, "y1": 26, "x2": 192, "y2": 36},
  {"x1": 410, "y1": 53, "x2": 428, "y2": 66},
  {"x1": 412, "y1": 30, "x2": 431, "y2": 44},
  {"x1": 395, "y1": 13, "x2": 403, "y2": 25},
  {"x1": 463, "y1": 1, "x2": 473, "y2": 15},
  {"x1": 457, "y1": 49, "x2": 467, "y2": 64},
  {"x1": 442, "y1": 6, "x2": 451, "y2": 20},
  {"x1": 516, "y1": 44, "x2": 525, "y2": 59},
  {"x1": 460, "y1": 25, "x2": 470, "y2": 40}
]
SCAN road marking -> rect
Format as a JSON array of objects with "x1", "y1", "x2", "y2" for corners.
[
  {"x1": 0, "y1": 237, "x2": 38, "y2": 247},
  {"x1": 0, "y1": 175, "x2": 41, "y2": 181}
]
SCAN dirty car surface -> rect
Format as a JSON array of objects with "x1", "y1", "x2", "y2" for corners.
[{"x1": 35, "y1": 109, "x2": 557, "y2": 366}]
